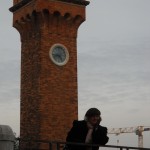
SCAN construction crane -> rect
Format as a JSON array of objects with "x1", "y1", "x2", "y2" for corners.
[{"x1": 108, "y1": 126, "x2": 150, "y2": 148}]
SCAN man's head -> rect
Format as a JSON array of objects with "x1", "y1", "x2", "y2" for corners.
[{"x1": 84, "y1": 108, "x2": 102, "y2": 126}]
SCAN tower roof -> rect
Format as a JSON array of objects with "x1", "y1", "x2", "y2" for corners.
[
  {"x1": 0, "y1": 125, "x2": 15, "y2": 141},
  {"x1": 9, "y1": 0, "x2": 90, "y2": 12}
]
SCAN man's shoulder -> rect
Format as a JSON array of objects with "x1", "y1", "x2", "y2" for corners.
[
  {"x1": 99, "y1": 125, "x2": 107, "y2": 128},
  {"x1": 98, "y1": 125, "x2": 108, "y2": 132}
]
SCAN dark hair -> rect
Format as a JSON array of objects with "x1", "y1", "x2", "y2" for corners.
[
  {"x1": 84, "y1": 108, "x2": 101, "y2": 125},
  {"x1": 85, "y1": 108, "x2": 101, "y2": 118}
]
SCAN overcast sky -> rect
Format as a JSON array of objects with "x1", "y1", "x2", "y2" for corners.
[{"x1": 0, "y1": 0, "x2": 150, "y2": 148}]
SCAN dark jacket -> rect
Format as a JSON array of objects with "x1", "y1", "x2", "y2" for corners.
[{"x1": 66, "y1": 120, "x2": 109, "y2": 150}]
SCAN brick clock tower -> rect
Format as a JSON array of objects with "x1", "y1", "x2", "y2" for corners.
[{"x1": 10, "y1": 0, "x2": 89, "y2": 149}]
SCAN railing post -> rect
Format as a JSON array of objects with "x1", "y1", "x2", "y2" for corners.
[
  {"x1": 49, "y1": 142, "x2": 52, "y2": 150},
  {"x1": 18, "y1": 138, "x2": 20, "y2": 150},
  {"x1": 28, "y1": 141, "x2": 32, "y2": 150},
  {"x1": 56, "y1": 142, "x2": 60, "y2": 150}
]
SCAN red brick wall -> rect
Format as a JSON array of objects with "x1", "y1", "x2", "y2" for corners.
[
  {"x1": 12, "y1": 0, "x2": 87, "y2": 149},
  {"x1": 13, "y1": 0, "x2": 19, "y2": 5}
]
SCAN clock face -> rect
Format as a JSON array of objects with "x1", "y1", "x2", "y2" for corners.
[{"x1": 49, "y1": 44, "x2": 69, "y2": 66}]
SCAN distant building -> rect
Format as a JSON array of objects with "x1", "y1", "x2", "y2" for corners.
[{"x1": 0, "y1": 125, "x2": 15, "y2": 150}]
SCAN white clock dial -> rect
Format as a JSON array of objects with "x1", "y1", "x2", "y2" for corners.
[{"x1": 49, "y1": 44, "x2": 69, "y2": 66}]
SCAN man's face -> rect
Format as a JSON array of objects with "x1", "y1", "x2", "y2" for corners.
[{"x1": 88, "y1": 115, "x2": 101, "y2": 126}]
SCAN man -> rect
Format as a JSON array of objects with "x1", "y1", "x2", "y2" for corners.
[{"x1": 66, "y1": 108, "x2": 109, "y2": 150}]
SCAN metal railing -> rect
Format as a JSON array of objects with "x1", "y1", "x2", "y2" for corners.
[{"x1": 16, "y1": 139, "x2": 150, "y2": 150}]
